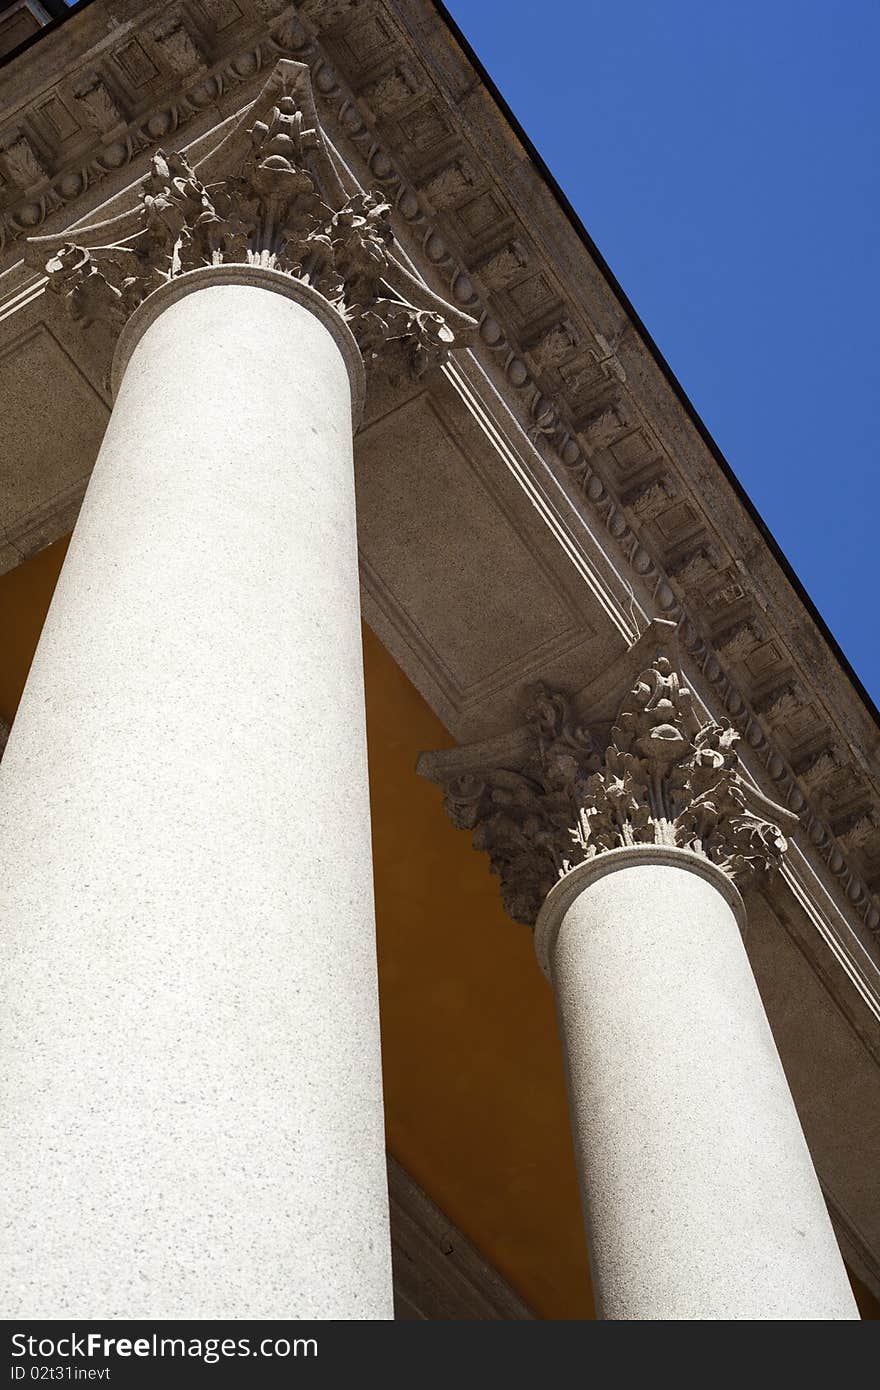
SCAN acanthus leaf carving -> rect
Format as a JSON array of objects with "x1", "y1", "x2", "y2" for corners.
[
  {"x1": 1, "y1": 135, "x2": 47, "y2": 191},
  {"x1": 569, "y1": 663, "x2": 791, "y2": 885},
  {"x1": 795, "y1": 746, "x2": 841, "y2": 790},
  {"x1": 73, "y1": 78, "x2": 124, "y2": 135},
  {"x1": 715, "y1": 619, "x2": 762, "y2": 662},
  {"x1": 754, "y1": 680, "x2": 804, "y2": 724},
  {"x1": 27, "y1": 62, "x2": 476, "y2": 388},
  {"x1": 421, "y1": 161, "x2": 475, "y2": 212},
  {"x1": 832, "y1": 809, "x2": 878, "y2": 853},
  {"x1": 569, "y1": 381, "x2": 631, "y2": 446},
  {"x1": 478, "y1": 241, "x2": 529, "y2": 291},
  {"x1": 438, "y1": 684, "x2": 603, "y2": 925},
  {"x1": 363, "y1": 69, "x2": 418, "y2": 118},
  {"x1": 623, "y1": 474, "x2": 677, "y2": 520},
  {"x1": 152, "y1": 20, "x2": 204, "y2": 77},
  {"x1": 669, "y1": 544, "x2": 721, "y2": 591},
  {"x1": 526, "y1": 320, "x2": 579, "y2": 372},
  {"x1": 419, "y1": 651, "x2": 797, "y2": 927}
]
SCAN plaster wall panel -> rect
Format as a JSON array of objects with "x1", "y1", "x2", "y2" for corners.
[
  {"x1": 356, "y1": 362, "x2": 639, "y2": 741},
  {"x1": 357, "y1": 392, "x2": 577, "y2": 691}
]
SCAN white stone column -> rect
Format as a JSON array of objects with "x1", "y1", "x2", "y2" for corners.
[
  {"x1": 419, "y1": 646, "x2": 860, "y2": 1320},
  {"x1": 536, "y1": 845, "x2": 859, "y2": 1321},
  {"x1": 0, "y1": 265, "x2": 393, "y2": 1318}
]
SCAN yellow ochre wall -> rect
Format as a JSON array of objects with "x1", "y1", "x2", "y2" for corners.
[{"x1": 1, "y1": 536, "x2": 878, "y2": 1321}]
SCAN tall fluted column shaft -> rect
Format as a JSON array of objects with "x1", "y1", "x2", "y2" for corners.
[
  {"x1": 536, "y1": 846, "x2": 858, "y2": 1320},
  {"x1": 0, "y1": 267, "x2": 393, "y2": 1318}
]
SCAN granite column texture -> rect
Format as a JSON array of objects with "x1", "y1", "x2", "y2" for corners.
[
  {"x1": 535, "y1": 845, "x2": 859, "y2": 1320},
  {"x1": 0, "y1": 267, "x2": 393, "y2": 1318}
]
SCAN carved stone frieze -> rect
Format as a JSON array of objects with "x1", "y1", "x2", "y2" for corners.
[
  {"x1": 623, "y1": 474, "x2": 677, "y2": 520},
  {"x1": 1, "y1": 0, "x2": 877, "y2": 938},
  {"x1": 152, "y1": 19, "x2": 205, "y2": 77},
  {"x1": 421, "y1": 161, "x2": 475, "y2": 211},
  {"x1": 834, "y1": 810, "x2": 878, "y2": 854},
  {"x1": 0, "y1": 1, "x2": 353, "y2": 255},
  {"x1": 526, "y1": 319, "x2": 579, "y2": 372},
  {"x1": 28, "y1": 61, "x2": 474, "y2": 388},
  {"x1": 669, "y1": 544, "x2": 722, "y2": 591},
  {"x1": 363, "y1": 68, "x2": 418, "y2": 117},
  {"x1": 290, "y1": 8, "x2": 878, "y2": 935},
  {"x1": 755, "y1": 680, "x2": 804, "y2": 724},
  {"x1": 298, "y1": 0, "x2": 363, "y2": 23},
  {"x1": 0, "y1": 135, "x2": 46, "y2": 190},
  {"x1": 418, "y1": 628, "x2": 797, "y2": 926},
  {"x1": 73, "y1": 78, "x2": 124, "y2": 135},
  {"x1": 478, "y1": 241, "x2": 529, "y2": 292},
  {"x1": 796, "y1": 746, "x2": 841, "y2": 791},
  {"x1": 715, "y1": 619, "x2": 763, "y2": 662}
]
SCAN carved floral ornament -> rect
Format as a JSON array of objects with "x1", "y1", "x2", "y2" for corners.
[
  {"x1": 25, "y1": 61, "x2": 475, "y2": 385},
  {"x1": 418, "y1": 644, "x2": 798, "y2": 927}
]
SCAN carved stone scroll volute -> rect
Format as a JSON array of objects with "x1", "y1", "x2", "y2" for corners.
[
  {"x1": 418, "y1": 623, "x2": 798, "y2": 927},
  {"x1": 27, "y1": 61, "x2": 476, "y2": 392}
]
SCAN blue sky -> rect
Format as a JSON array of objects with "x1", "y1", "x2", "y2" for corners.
[{"x1": 444, "y1": 0, "x2": 880, "y2": 708}]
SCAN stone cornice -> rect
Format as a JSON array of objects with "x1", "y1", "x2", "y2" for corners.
[
  {"x1": 304, "y1": 0, "x2": 879, "y2": 945},
  {"x1": 25, "y1": 58, "x2": 476, "y2": 393},
  {"x1": 418, "y1": 622, "x2": 797, "y2": 927},
  {"x1": 0, "y1": 1, "x2": 878, "y2": 946},
  {"x1": 0, "y1": 4, "x2": 380, "y2": 255}
]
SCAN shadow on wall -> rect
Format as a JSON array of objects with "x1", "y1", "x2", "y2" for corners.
[{"x1": 0, "y1": 536, "x2": 877, "y2": 1319}]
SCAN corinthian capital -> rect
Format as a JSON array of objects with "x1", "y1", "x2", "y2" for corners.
[
  {"x1": 417, "y1": 622, "x2": 798, "y2": 926},
  {"x1": 26, "y1": 61, "x2": 474, "y2": 385}
]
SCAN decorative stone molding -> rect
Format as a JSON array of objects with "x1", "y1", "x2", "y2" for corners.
[
  {"x1": 715, "y1": 619, "x2": 764, "y2": 663},
  {"x1": 417, "y1": 622, "x2": 797, "y2": 926},
  {"x1": 623, "y1": 474, "x2": 677, "y2": 520},
  {"x1": 151, "y1": 18, "x2": 205, "y2": 78},
  {"x1": 668, "y1": 544, "x2": 722, "y2": 591},
  {"x1": 26, "y1": 60, "x2": 475, "y2": 388},
  {"x1": 754, "y1": 680, "x2": 804, "y2": 724},
  {"x1": 567, "y1": 659, "x2": 791, "y2": 881},
  {"x1": 72, "y1": 78, "x2": 124, "y2": 135},
  {"x1": 833, "y1": 810, "x2": 878, "y2": 854},
  {"x1": 0, "y1": 1, "x2": 384, "y2": 262},
  {"x1": 1, "y1": 0, "x2": 877, "y2": 939},
  {"x1": 284, "y1": 2, "x2": 880, "y2": 938},
  {"x1": 477, "y1": 240, "x2": 529, "y2": 292},
  {"x1": 0, "y1": 135, "x2": 46, "y2": 191},
  {"x1": 363, "y1": 67, "x2": 418, "y2": 118}
]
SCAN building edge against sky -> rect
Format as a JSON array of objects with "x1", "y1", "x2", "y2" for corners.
[{"x1": 0, "y1": 0, "x2": 878, "y2": 1320}]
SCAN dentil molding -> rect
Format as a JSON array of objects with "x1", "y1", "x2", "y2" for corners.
[
  {"x1": 1, "y1": 0, "x2": 878, "y2": 947},
  {"x1": 26, "y1": 59, "x2": 476, "y2": 397}
]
